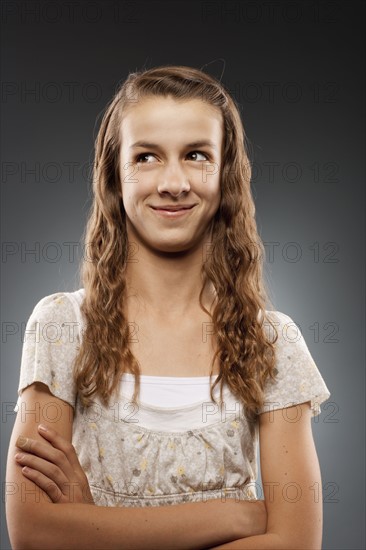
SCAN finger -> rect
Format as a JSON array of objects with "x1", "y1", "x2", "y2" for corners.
[
  {"x1": 19, "y1": 465, "x2": 65, "y2": 504},
  {"x1": 37, "y1": 425, "x2": 81, "y2": 471},
  {"x1": 15, "y1": 452, "x2": 69, "y2": 490},
  {"x1": 15, "y1": 435, "x2": 75, "y2": 480}
]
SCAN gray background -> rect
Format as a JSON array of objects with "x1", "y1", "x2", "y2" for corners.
[{"x1": 1, "y1": 1, "x2": 365, "y2": 548}]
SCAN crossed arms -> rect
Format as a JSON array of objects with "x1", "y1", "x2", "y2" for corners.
[{"x1": 6, "y1": 382, "x2": 323, "y2": 549}]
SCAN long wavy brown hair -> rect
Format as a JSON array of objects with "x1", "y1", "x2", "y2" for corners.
[{"x1": 73, "y1": 64, "x2": 279, "y2": 426}]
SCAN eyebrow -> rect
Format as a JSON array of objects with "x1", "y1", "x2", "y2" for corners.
[{"x1": 129, "y1": 139, "x2": 218, "y2": 151}]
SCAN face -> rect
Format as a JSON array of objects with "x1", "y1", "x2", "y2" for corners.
[{"x1": 119, "y1": 95, "x2": 223, "y2": 254}]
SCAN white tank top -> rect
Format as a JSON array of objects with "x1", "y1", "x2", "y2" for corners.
[{"x1": 120, "y1": 372, "x2": 221, "y2": 408}]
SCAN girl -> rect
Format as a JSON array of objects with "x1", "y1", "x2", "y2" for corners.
[{"x1": 6, "y1": 65, "x2": 331, "y2": 549}]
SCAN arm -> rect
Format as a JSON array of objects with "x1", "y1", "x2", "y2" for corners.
[
  {"x1": 5, "y1": 382, "x2": 247, "y2": 550},
  {"x1": 209, "y1": 401, "x2": 324, "y2": 550}
]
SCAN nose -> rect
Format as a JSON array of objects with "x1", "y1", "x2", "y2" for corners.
[{"x1": 157, "y1": 162, "x2": 191, "y2": 196}]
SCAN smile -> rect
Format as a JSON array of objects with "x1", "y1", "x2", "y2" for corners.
[{"x1": 149, "y1": 205, "x2": 196, "y2": 218}]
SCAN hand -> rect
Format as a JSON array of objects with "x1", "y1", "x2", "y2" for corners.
[{"x1": 14, "y1": 424, "x2": 94, "y2": 505}]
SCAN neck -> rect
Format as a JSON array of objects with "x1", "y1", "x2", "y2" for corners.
[{"x1": 124, "y1": 238, "x2": 216, "y2": 321}]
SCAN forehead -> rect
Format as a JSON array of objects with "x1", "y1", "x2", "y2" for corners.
[{"x1": 120, "y1": 96, "x2": 223, "y2": 144}]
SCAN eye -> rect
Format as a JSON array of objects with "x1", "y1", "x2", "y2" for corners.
[
  {"x1": 135, "y1": 150, "x2": 210, "y2": 164},
  {"x1": 188, "y1": 150, "x2": 210, "y2": 161},
  {"x1": 135, "y1": 153, "x2": 155, "y2": 164}
]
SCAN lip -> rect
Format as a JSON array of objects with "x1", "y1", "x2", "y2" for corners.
[
  {"x1": 150, "y1": 205, "x2": 196, "y2": 211},
  {"x1": 149, "y1": 205, "x2": 196, "y2": 218}
]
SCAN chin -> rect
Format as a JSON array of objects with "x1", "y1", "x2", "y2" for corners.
[
  {"x1": 147, "y1": 236, "x2": 194, "y2": 254},
  {"x1": 155, "y1": 243, "x2": 192, "y2": 255}
]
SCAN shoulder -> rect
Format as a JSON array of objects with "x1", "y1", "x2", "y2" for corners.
[
  {"x1": 263, "y1": 308, "x2": 316, "y2": 374},
  {"x1": 264, "y1": 309, "x2": 306, "y2": 353},
  {"x1": 264, "y1": 309, "x2": 298, "y2": 332},
  {"x1": 259, "y1": 309, "x2": 331, "y2": 418},
  {"x1": 23, "y1": 289, "x2": 86, "y2": 345},
  {"x1": 27, "y1": 289, "x2": 85, "y2": 324},
  {"x1": 17, "y1": 290, "x2": 85, "y2": 411}
]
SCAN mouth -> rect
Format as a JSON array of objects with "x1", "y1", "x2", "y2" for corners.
[
  {"x1": 149, "y1": 204, "x2": 196, "y2": 218},
  {"x1": 150, "y1": 205, "x2": 196, "y2": 212}
]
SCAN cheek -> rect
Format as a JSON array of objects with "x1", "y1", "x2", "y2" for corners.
[
  {"x1": 122, "y1": 188, "x2": 148, "y2": 221},
  {"x1": 126, "y1": 170, "x2": 151, "y2": 196},
  {"x1": 205, "y1": 179, "x2": 221, "y2": 206}
]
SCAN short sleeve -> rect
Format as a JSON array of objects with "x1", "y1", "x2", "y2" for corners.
[
  {"x1": 13, "y1": 292, "x2": 80, "y2": 413},
  {"x1": 258, "y1": 311, "x2": 331, "y2": 417}
]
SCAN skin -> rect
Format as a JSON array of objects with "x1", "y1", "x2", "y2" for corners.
[{"x1": 118, "y1": 95, "x2": 224, "y2": 322}]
